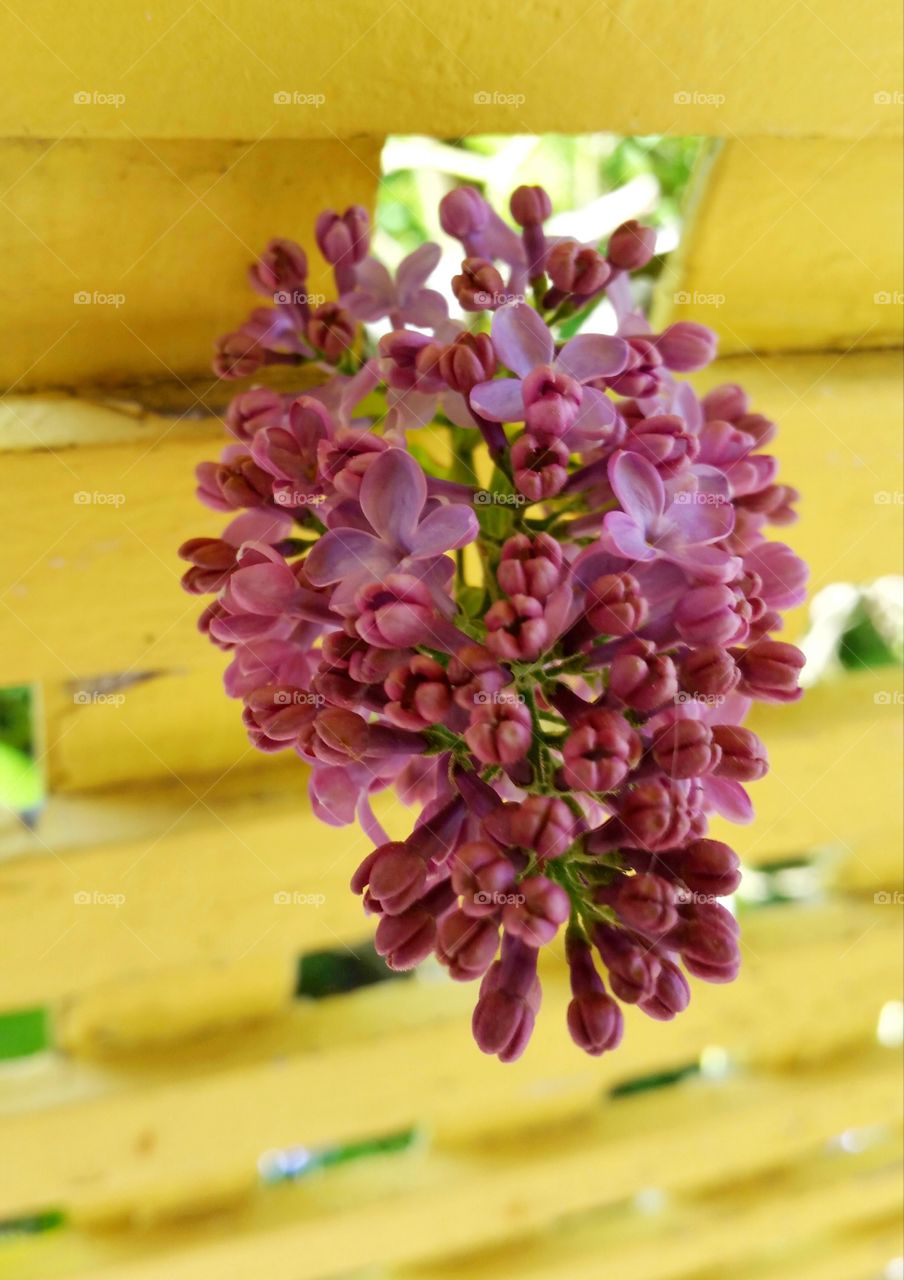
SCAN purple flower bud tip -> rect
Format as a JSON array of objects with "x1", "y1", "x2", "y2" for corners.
[
  {"x1": 192, "y1": 180, "x2": 805, "y2": 1063},
  {"x1": 607, "y1": 220, "x2": 657, "y2": 271}
]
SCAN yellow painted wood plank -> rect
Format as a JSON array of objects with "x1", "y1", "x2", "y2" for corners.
[
  {"x1": 395, "y1": 1143, "x2": 904, "y2": 1280},
  {"x1": 692, "y1": 1220, "x2": 904, "y2": 1280},
  {"x1": 0, "y1": 137, "x2": 380, "y2": 390},
  {"x1": 41, "y1": 666, "x2": 281, "y2": 793},
  {"x1": 0, "y1": 1052, "x2": 899, "y2": 1274},
  {"x1": 714, "y1": 668, "x2": 904, "y2": 890},
  {"x1": 1, "y1": 1, "x2": 900, "y2": 141},
  {"x1": 2, "y1": 349, "x2": 899, "y2": 697},
  {"x1": 54, "y1": 955, "x2": 296, "y2": 1057},
  {"x1": 0, "y1": 902, "x2": 898, "y2": 1219},
  {"x1": 655, "y1": 138, "x2": 904, "y2": 353}
]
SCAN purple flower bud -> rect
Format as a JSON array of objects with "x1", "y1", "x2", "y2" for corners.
[
  {"x1": 655, "y1": 322, "x2": 717, "y2": 372},
  {"x1": 354, "y1": 841, "x2": 428, "y2": 915},
  {"x1": 703, "y1": 383, "x2": 749, "y2": 422},
  {"x1": 451, "y1": 258, "x2": 505, "y2": 311},
  {"x1": 734, "y1": 639, "x2": 805, "y2": 702},
  {"x1": 546, "y1": 240, "x2": 610, "y2": 295},
  {"x1": 607, "y1": 220, "x2": 656, "y2": 271},
  {"x1": 225, "y1": 387, "x2": 285, "y2": 441},
  {"x1": 502, "y1": 875, "x2": 570, "y2": 946},
  {"x1": 603, "y1": 336, "x2": 665, "y2": 398},
  {"x1": 436, "y1": 909, "x2": 499, "y2": 980},
  {"x1": 448, "y1": 644, "x2": 512, "y2": 710},
  {"x1": 315, "y1": 206, "x2": 369, "y2": 293},
  {"x1": 585, "y1": 572, "x2": 649, "y2": 637},
  {"x1": 561, "y1": 708, "x2": 642, "y2": 793},
  {"x1": 679, "y1": 646, "x2": 740, "y2": 700},
  {"x1": 677, "y1": 838, "x2": 741, "y2": 898},
  {"x1": 607, "y1": 644, "x2": 678, "y2": 713},
  {"x1": 607, "y1": 872, "x2": 679, "y2": 935},
  {"x1": 213, "y1": 330, "x2": 266, "y2": 380},
  {"x1": 242, "y1": 685, "x2": 320, "y2": 752},
  {"x1": 196, "y1": 454, "x2": 273, "y2": 511},
  {"x1": 483, "y1": 796, "x2": 575, "y2": 861},
  {"x1": 673, "y1": 903, "x2": 740, "y2": 982},
  {"x1": 511, "y1": 434, "x2": 570, "y2": 501},
  {"x1": 497, "y1": 533, "x2": 563, "y2": 600},
  {"x1": 711, "y1": 725, "x2": 768, "y2": 781},
  {"x1": 384, "y1": 656, "x2": 453, "y2": 730},
  {"x1": 464, "y1": 696, "x2": 533, "y2": 765},
  {"x1": 617, "y1": 779, "x2": 695, "y2": 852},
  {"x1": 451, "y1": 841, "x2": 517, "y2": 916},
  {"x1": 522, "y1": 366, "x2": 583, "y2": 438},
  {"x1": 178, "y1": 537, "x2": 239, "y2": 594},
  {"x1": 592, "y1": 922, "x2": 661, "y2": 1003},
  {"x1": 379, "y1": 329, "x2": 445, "y2": 394},
  {"x1": 306, "y1": 303, "x2": 355, "y2": 363},
  {"x1": 650, "y1": 719, "x2": 721, "y2": 779},
  {"x1": 675, "y1": 585, "x2": 750, "y2": 647},
  {"x1": 354, "y1": 575, "x2": 439, "y2": 649},
  {"x1": 639, "y1": 959, "x2": 691, "y2": 1020},
  {"x1": 440, "y1": 186, "x2": 491, "y2": 240},
  {"x1": 565, "y1": 933, "x2": 624, "y2": 1054},
  {"x1": 485, "y1": 595, "x2": 548, "y2": 662},
  {"x1": 510, "y1": 185, "x2": 552, "y2": 227},
  {"x1": 472, "y1": 935, "x2": 540, "y2": 1062},
  {"x1": 438, "y1": 331, "x2": 497, "y2": 393},
  {"x1": 623, "y1": 414, "x2": 699, "y2": 475},
  {"x1": 249, "y1": 237, "x2": 308, "y2": 296},
  {"x1": 374, "y1": 906, "x2": 436, "y2": 971}
]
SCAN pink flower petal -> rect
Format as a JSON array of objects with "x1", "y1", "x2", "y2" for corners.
[
  {"x1": 469, "y1": 378, "x2": 526, "y2": 423},
  {"x1": 603, "y1": 511, "x2": 656, "y2": 562},
  {"x1": 360, "y1": 448, "x2": 427, "y2": 547},
  {"x1": 229, "y1": 562, "x2": 298, "y2": 615},
  {"x1": 609, "y1": 451, "x2": 666, "y2": 529},
  {"x1": 703, "y1": 776, "x2": 754, "y2": 823},
  {"x1": 413, "y1": 504, "x2": 479, "y2": 556},
  {"x1": 491, "y1": 301, "x2": 553, "y2": 377},
  {"x1": 305, "y1": 529, "x2": 390, "y2": 585},
  {"x1": 396, "y1": 242, "x2": 441, "y2": 297},
  {"x1": 557, "y1": 333, "x2": 629, "y2": 382}
]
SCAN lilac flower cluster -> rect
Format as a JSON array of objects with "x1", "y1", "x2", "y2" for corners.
[{"x1": 182, "y1": 184, "x2": 807, "y2": 1062}]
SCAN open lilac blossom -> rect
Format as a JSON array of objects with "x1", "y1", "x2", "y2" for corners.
[{"x1": 182, "y1": 183, "x2": 806, "y2": 1064}]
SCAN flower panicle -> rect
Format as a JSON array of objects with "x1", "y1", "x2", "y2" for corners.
[{"x1": 181, "y1": 182, "x2": 807, "y2": 1062}]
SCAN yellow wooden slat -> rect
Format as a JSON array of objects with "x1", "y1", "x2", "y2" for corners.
[
  {"x1": 0, "y1": 1051, "x2": 899, "y2": 1276},
  {"x1": 655, "y1": 138, "x2": 904, "y2": 353},
  {"x1": 713, "y1": 667, "x2": 904, "y2": 890},
  {"x1": 1, "y1": 1, "x2": 900, "y2": 142},
  {"x1": 0, "y1": 902, "x2": 898, "y2": 1219},
  {"x1": 394, "y1": 1140, "x2": 904, "y2": 1280},
  {"x1": 0, "y1": 137, "x2": 380, "y2": 390}
]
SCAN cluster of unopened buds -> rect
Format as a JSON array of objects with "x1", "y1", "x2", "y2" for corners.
[{"x1": 182, "y1": 183, "x2": 807, "y2": 1062}]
